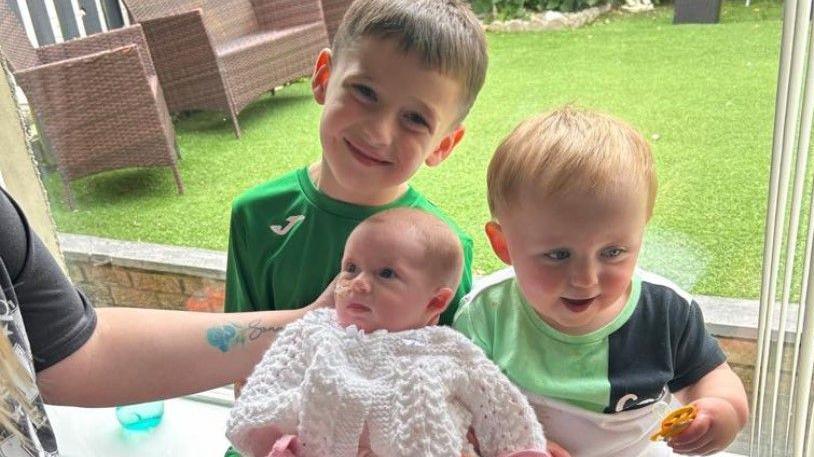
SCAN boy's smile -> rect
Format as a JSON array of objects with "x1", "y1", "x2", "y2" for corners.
[
  {"x1": 487, "y1": 185, "x2": 649, "y2": 335},
  {"x1": 311, "y1": 37, "x2": 465, "y2": 206},
  {"x1": 344, "y1": 137, "x2": 392, "y2": 166}
]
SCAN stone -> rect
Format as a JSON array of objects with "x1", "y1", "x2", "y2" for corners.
[
  {"x1": 156, "y1": 292, "x2": 188, "y2": 311},
  {"x1": 129, "y1": 270, "x2": 183, "y2": 293},
  {"x1": 543, "y1": 11, "x2": 567, "y2": 22},
  {"x1": 82, "y1": 263, "x2": 132, "y2": 287},
  {"x1": 484, "y1": 4, "x2": 613, "y2": 33},
  {"x1": 110, "y1": 286, "x2": 157, "y2": 308}
]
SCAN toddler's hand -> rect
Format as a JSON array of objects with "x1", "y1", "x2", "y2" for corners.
[{"x1": 668, "y1": 398, "x2": 743, "y2": 455}]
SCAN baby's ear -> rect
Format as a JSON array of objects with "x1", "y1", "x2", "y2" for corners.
[
  {"x1": 311, "y1": 49, "x2": 332, "y2": 105},
  {"x1": 485, "y1": 221, "x2": 512, "y2": 265},
  {"x1": 426, "y1": 287, "x2": 455, "y2": 319},
  {"x1": 426, "y1": 126, "x2": 465, "y2": 167}
]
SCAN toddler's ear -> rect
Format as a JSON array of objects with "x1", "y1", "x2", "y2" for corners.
[
  {"x1": 311, "y1": 49, "x2": 332, "y2": 105},
  {"x1": 485, "y1": 221, "x2": 512, "y2": 265},
  {"x1": 426, "y1": 126, "x2": 465, "y2": 167}
]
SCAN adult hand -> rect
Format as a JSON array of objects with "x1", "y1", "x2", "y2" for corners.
[
  {"x1": 668, "y1": 397, "x2": 743, "y2": 455},
  {"x1": 307, "y1": 274, "x2": 339, "y2": 311}
]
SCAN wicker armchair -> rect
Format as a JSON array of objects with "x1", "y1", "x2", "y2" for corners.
[
  {"x1": 122, "y1": 0, "x2": 330, "y2": 138},
  {"x1": 0, "y1": 1, "x2": 183, "y2": 210},
  {"x1": 321, "y1": 0, "x2": 353, "y2": 43}
]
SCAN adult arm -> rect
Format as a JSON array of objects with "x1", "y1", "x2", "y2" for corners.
[
  {"x1": 0, "y1": 187, "x2": 324, "y2": 407},
  {"x1": 36, "y1": 303, "x2": 321, "y2": 407}
]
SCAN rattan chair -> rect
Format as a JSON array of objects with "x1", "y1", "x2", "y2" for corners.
[
  {"x1": 0, "y1": 1, "x2": 183, "y2": 210},
  {"x1": 321, "y1": 0, "x2": 353, "y2": 43},
  {"x1": 121, "y1": 0, "x2": 330, "y2": 138}
]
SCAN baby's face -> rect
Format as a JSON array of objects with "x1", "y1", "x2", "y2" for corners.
[
  {"x1": 335, "y1": 223, "x2": 441, "y2": 333},
  {"x1": 492, "y1": 184, "x2": 648, "y2": 335}
]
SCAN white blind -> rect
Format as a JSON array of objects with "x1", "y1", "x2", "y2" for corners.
[{"x1": 751, "y1": 0, "x2": 814, "y2": 455}]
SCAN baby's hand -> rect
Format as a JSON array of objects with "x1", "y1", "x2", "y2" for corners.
[
  {"x1": 667, "y1": 398, "x2": 743, "y2": 455},
  {"x1": 546, "y1": 441, "x2": 572, "y2": 457}
]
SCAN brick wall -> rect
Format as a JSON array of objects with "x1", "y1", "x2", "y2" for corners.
[{"x1": 67, "y1": 257, "x2": 226, "y2": 313}]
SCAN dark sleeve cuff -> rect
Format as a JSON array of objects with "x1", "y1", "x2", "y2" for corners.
[{"x1": 33, "y1": 289, "x2": 97, "y2": 372}]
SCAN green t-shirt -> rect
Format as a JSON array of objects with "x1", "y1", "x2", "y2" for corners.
[{"x1": 225, "y1": 166, "x2": 473, "y2": 325}]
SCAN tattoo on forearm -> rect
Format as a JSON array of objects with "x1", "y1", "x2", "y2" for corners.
[{"x1": 206, "y1": 320, "x2": 283, "y2": 353}]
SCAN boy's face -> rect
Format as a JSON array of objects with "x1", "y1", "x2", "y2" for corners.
[
  {"x1": 335, "y1": 222, "x2": 451, "y2": 333},
  {"x1": 311, "y1": 37, "x2": 466, "y2": 205},
  {"x1": 487, "y1": 185, "x2": 649, "y2": 335}
]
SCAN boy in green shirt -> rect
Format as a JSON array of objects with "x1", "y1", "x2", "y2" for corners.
[
  {"x1": 226, "y1": 0, "x2": 486, "y2": 321},
  {"x1": 224, "y1": 2, "x2": 487, "y2": 454}
]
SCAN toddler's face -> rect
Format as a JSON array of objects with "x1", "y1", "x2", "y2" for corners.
[
  {"x1": 489, "y1": 184, "x2": 649, "y2": 335},
  {"x1": 311, "y1": 37, "x2": 464, "y2": 204},
  {"x1": 335, "y1": 223, "x2": 443, "y2": 332}
]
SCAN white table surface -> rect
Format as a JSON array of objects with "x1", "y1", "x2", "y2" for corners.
[
  {"x1": 44, "y1": 392, "x2": 745, "y2": 457},
  {"x1": 45, "y1": 391, "x2": 233, "y2": 457}
]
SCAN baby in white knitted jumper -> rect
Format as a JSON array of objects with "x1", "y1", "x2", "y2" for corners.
[{"x1": 227, "y1": 208, "x2": 550, "y2": 457}]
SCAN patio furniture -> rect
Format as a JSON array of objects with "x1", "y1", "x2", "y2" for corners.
[
  {"x1": 321, "y1": 0, "x2": 353, "y2": 43},
  {"x1": 121, "y1": 0, "x2": 330, "y2": 138},
  {"x1": 0, "y1": 1, "x2": 183, "y2": 210}
]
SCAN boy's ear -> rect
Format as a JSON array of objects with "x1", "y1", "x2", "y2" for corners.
[
  {"x1": 311, "y1": 49, "x2": 333, "y2": 105},
  {"x1": 425, "y1": 287, "x2": 454, "y2": 323},
  {"x1": 425, "y1": 125, "x2": 465, "y2": 167},
  {"x1": 485, "y1": 221, "x2": 512, "y2": 265}
]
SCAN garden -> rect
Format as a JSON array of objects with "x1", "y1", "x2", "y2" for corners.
[{"x1": 47, "y1": 0, "x2": 784, "y2": 300}]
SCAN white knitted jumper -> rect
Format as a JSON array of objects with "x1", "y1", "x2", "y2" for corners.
[{"x1": 227, "y1": 309, "x2": 547, "y2": 457}]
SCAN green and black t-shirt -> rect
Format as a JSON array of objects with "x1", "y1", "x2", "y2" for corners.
[{"x1": 454, "y1": 268, "x2": 726, "y2": 457}]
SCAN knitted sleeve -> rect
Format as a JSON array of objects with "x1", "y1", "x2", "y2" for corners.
[
  {"x1": 454, "y1": 338, "x2": 548, "y2": 457},
  {"x1": 226, "y1": 311, "x2": 323, "y2": 457}
]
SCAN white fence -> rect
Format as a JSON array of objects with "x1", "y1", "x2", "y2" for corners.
[{"x1": 10, "y1": 0, "x2": 129, "y2": 47}]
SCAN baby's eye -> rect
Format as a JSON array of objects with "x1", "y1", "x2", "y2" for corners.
[
  {"x1": 602, "y1": 247, "x2": 626, "y2": 258},
  {"x1": 404, "y1": 112, "x2": 428, "y2": 128},
  {"x1": 379, "y1": 268, "x2": 396, "y2": 279},
  {"x1": 544, "y1": 249, "x2": 570, "y2": 261},
  {"x1": 353, "y1": 84, "x2": 377, "y2": 102},
  {"x1": 344, "y1": 263, "x2": 357, "y2": 273}
]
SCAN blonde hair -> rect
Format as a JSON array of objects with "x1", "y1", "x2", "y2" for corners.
[
  {"x1": 487, "y1": 106, "x2": 657, "y2": 218},
  {"x1": 360, "y1": 207, "x2": 463, "y2": 291},
  {"x1": 0, "y1": 330, "x2": 38, "y2": 445},
  {"x1": 332, "y1": 0, "x2": 488, "y2": 122}
]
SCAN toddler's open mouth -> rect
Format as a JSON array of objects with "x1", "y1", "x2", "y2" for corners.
[{"x1": 561, "y1": 296, "x2": 596, "y2": 311}]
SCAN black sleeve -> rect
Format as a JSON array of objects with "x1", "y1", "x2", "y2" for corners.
[
  {"x1": 668, "y1": 298, "x2": 726, "y2": 392},
  {"x1": 0, "y1": 188, "x2": 96, "y2": 372}
]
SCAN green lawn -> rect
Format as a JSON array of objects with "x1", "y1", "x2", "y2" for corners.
[{"x1": 49, "y1": 0, "x2": 784, "y2": 299}]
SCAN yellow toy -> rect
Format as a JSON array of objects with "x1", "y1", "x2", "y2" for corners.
[{"x1": 650, "y1": 405, "x2": 698, "y2": 442}]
